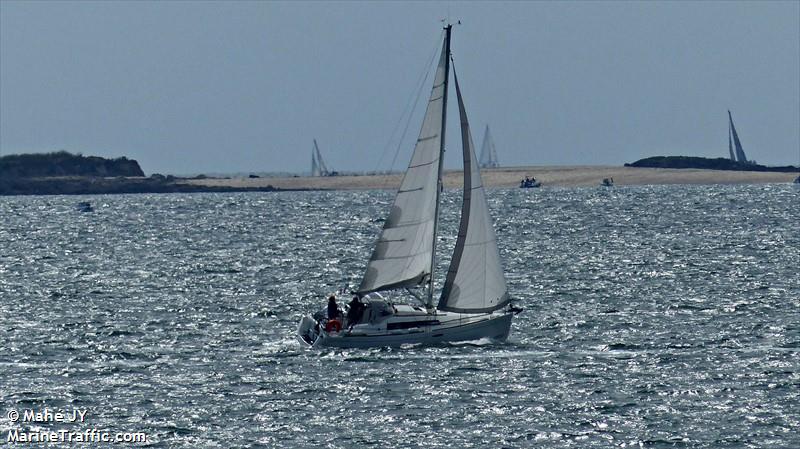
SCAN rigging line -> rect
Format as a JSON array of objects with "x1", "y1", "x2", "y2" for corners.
[
  {"x1": 372, "y1": 30, "x2": 444, "y2": 181},
  {"x1": 374, "y1": 29, "x2": 443, "y2": 174},
  {"x1": 383, "y1": 45, "x2": 440, "y2": 191}
]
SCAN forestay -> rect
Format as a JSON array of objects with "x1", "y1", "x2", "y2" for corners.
[
  {"x1": 438, "y1": 70, "x2": 510, "y2": 313},
  {"x1": 357, "y1": 39, "x2": 449, "y2": 295}
]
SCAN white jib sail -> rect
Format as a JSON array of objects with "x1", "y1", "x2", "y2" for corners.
[{"x1": 438, "y1": 70, "x2": 509, "y2": 313}]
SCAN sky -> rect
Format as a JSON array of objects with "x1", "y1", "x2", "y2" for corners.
[{"x1": 1, "y1": 1, "x2": 798, "y2": 176}]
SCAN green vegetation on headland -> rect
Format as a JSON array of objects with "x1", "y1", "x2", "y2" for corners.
[
  {"x1": 1, "y1": 151, "x2": 145, "y2": 178},
  {"x1": 0, "y1": 151, "x2": 288, "y2": 195},
  {"x1": 625, "y1": 156, "x2": 798, "y2": 172}
]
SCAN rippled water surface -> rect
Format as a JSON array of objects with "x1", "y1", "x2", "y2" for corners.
[{"x1": 1, "y1": 185, "x2": 798, "y2": 448}]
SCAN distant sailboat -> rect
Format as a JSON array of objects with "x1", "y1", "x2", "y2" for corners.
[
  {"x1": 311, "y1": 139, "x2": 333, "y2": 177},
  {"x1": 479, "y1": 125, "x2": 500, "y2": 168},
  {"x1": 728, "y1": 111, "x2": 752, "y2": 164},
  {"x1": 297, "y1": 24, "x2": 520, "y2": 348}
]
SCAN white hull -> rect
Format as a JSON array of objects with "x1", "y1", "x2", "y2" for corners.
[{"x1": 297, "y1": 303, "x2": 513, "y2": 349}]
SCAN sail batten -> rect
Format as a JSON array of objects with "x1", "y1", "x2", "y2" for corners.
[{"x1": 437, "y1": 69, "x2": 509, "y2": 314}]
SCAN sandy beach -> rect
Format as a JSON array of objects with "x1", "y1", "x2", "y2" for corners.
[{"x1": 181, "y1": 166, "x2": 799, "y2": 191}]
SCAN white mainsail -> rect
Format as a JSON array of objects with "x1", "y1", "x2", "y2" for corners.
[
  {"x1": 728, "y1": 111, "x2": 748, "y2": 163},
  {"x1": 357, "y1": 37, "x2": 450, "y2": 295},
  {"x1": 479, "y1": 125, "x2": 499, "y2": 168},
  {"x1": 438, "y1": 70, "x2": 509, "y2": 313}
]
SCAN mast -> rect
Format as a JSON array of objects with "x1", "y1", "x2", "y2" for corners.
[{"x1": 427, "y1": 24, "x2": 452, "y2": 309}]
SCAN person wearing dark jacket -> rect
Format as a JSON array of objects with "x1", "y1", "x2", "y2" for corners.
[
  {"x1": 327, "y1": 296, "x2": 338, "y2": 320},
  {"x1": 347, "y1": 296, "x2": 364, "y2": 326}
]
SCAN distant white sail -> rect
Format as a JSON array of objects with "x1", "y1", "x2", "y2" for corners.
[
  {"x1": 728, "y1": 111, "x2": 748, "y2": 163},
  {"x1": 357, "y1": 38, "x2": 449, "y2": 295},
  {"x1": 311, "y1": 139, "x2": 331, "y2": 176},
  {"x1": 479, "y1": 125, "x2": 499, "y2": 168},
  {"x1": 438, "y1": 70, "x2": 509, "y2": 313},
  {"x1": 311, "y1": 143, "x2": 320, "y2": 176}
]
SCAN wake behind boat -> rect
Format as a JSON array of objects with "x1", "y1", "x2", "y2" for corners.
[{"x1": 297, "y1": 24, "x2": 521, "y2": 349}]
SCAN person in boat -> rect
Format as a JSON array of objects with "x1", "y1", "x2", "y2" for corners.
[
  {"x1": 347, "y1": 296, "x2": 365, "y2": 327},
  {"x1": 327, "y1": 295, "x2": 338, "y2": 320}
]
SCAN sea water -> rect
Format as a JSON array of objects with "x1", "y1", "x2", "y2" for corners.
[{"x1": 1, "y1": 184, "x2": 798, "y2": 448}]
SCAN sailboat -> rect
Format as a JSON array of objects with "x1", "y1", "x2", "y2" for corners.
[
  {"x1": 728, "y1": 111, "x2": 753, "y2": 165},
  {"x1": 479, "y1": 125, "x2": 500, "y2": 168},
  {"x1": 311, "y1": 139, "x2": 333, "y2": 177},
  {"x1": 297, "y1": 25, "x2": 520, "y2": 348}
]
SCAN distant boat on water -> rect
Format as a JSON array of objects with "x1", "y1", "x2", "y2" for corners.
[
  {"x1": 601, "y1": 177, "x2": 614, "y2": 187},
  {"x1": 479, "y1": 125, "x2": 500, "y2": 168},
  {"x1": 728, "y1": 111, "x2": 755, "y2": 165},
  {"x1": 310, "y1": 139, "x2": 336, "y2": 177}
]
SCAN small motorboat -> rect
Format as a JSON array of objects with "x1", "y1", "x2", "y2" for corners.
[
  {"x1": 520, "y1": 177, "x2": 541, "y2": 188},
  {"x1": 601, "y1": 177, "x2": 614, "y2": 187},
  {"x1": 76, "y1": 201, "x2": 94, "y2": 212}
]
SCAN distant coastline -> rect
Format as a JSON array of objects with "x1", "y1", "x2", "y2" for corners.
[
  {"x1": 0, "y1": 152, "x2": 298, "y2": 196},
  {"x1": 185, "y1": 165, "x2": 799, "y2": 191},
  {"x1": 2, "y1": 152, "x2": 797, "y2": 196}
]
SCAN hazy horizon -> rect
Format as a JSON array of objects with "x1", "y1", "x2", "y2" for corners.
[{"x1": 2, "y1": 1, "x2": 798, "y2": 176}]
